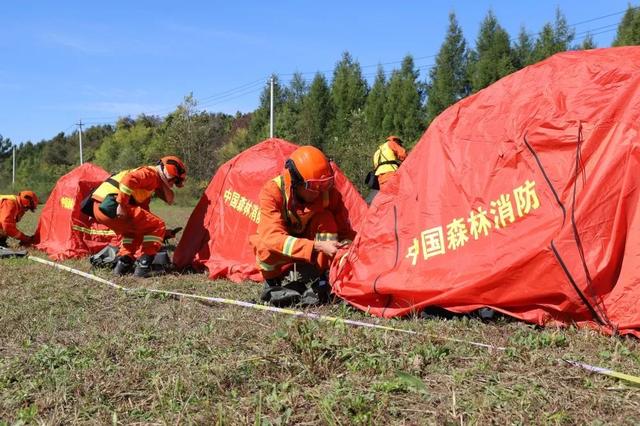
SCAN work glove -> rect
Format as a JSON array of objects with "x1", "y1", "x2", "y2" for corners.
[{"x1": 163, "y1": 227, "x2": 183, "y2": 240}]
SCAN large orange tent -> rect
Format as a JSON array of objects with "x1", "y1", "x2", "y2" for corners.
[
  {"x1": 174, "y1": 138, "x2": 368, "y2": 282},
  {"x1": 34, "y1": 163, "x2": 117, "y2": 260},
  {"x1": 331, "y1": 47, "x2": 640, "y2": 336}
]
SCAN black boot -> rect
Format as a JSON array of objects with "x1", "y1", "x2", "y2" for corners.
[
  {"x1": 133, "y1": 254, "x2": 154, "y2": 278},
  {"x1": 112, "y1": 255, "x2": 134, "y2": 276},
  {"x1": 260, "y1": 277, "x2": 304, "y2": 307}
]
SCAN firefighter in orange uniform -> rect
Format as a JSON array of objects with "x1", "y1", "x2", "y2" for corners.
[
  {"x1": 0, "y1": 191, "x2": 39, "y2": 247},
  {"x1": 373, "y1": 135, "x2": 407, "y2": 188},
  {"x1": 250, "y1": 146, "x2": 357, "y2": 305},
  {"x1": 90, "y1": 156, "x2": 186, "y2": 277}
]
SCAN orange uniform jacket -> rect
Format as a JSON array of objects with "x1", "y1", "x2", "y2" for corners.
[
  {"x1": 0, "y1": 196, "x2": 27, "y2": 241},
  {"x1": 116, "y1": 166, "x2": 162, "y2": 210},
  {"x1": 91, "y1": 166, "x2": 167, "y2": 257},
  {"x1": 388, "y1": 139, "x2": 407, "y2": 162},
  {"x1": 251, "y1": 172, "x2": 356, "y2": 264}
]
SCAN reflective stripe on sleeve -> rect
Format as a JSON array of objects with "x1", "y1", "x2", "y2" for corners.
[
  {"x1": 142, "y1": 235, "x2": 163, "y2": 244},
  {"x1": 315, "y1": 232, "x2": 338, "y2": 241},
  {"x1": 282, "y1": 236, "x2": 298, "y2": 256},
  {"x1": 119, "y1": 183, "x2": 134, "y2": 195}
]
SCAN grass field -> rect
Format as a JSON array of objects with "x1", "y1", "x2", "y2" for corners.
[{"x1": 1, "y1": 203, "x2": 640, "y2": 424}]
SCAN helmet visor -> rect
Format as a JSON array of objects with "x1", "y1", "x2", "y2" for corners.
[
  {"x1": 173, "y1": 176, "x2": 185, "y2": 188},
  {"x1": 305, "y1": 176, "x2": 334, "y2": 192}
]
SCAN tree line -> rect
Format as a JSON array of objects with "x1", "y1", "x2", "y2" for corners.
[{"x1": 2, "y1": 6, "x2": 640, "y2": 202}]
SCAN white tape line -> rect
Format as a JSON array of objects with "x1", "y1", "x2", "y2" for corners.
[{"x1": 22, "y1": 253, "x2": 506, "y2": 351}]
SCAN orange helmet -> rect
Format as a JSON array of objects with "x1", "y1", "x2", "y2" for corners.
[
  {"x1": 285, "y1": 146, "x2": 334, "y2": 192},
  {"x1": 159, "y1": 156, "x2": 187, "y2": 187},
  {"x1": 18, "y1": 190, "x2": 39, "y2": 211},
  {"x1": 387, "y1": 135, "x2": 403, "y2": 145}
]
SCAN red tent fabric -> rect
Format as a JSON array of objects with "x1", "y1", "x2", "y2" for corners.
[
  {"x1": 174, "y1": 138, "x2": 368, "y2": 282},
  {"x1": 331, "y1": 47, "x2": 640, "y2": 336},
  {"x1": 34, "y1": 163, "x2": 117, "y2": 260}
]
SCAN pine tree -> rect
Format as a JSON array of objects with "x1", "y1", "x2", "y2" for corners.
[
  {"x1": 0, "y1": 134, "x2": 12, "y2": 160},
  {"x1": 382, "y1": 55, "x2": 425, "y2": 143},
  {"x1": 532, "y1": 8, "x2": 575, "y2": 62},
  {"x1": 426, "y1": 12, "x2": 470, "y2": 124},
  {"x1": 613, "y1": 6, "x2": 640, "y2": 46},
  {"x1": 579, "y1": 33, "x2": 596, "y2": 50},
  {"x1": 297, "y1": 73, "x2": 333, "y2": 149},
  {"x1": 277, "y1": 72, "x2": 307, "y2": 142},
  {"x1": 363, "y1": 65, "x2": 387, "y2": 140},
  {"x1": 469, "y1": 10, "x2": 515, "y2": 92},
  {"x1": 513, "y1": 26, "x2": 534, "y2": 68},
  {"x1": 330, "y1": 51, "x2": 368, "y2": 138}
]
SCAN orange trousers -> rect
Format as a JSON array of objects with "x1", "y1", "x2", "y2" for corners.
[
  {"x1": 93, "y1": 203, "x2": 165, "y2": 257},
  {"x1": 255, "y1": 210, "x2": 338, "y2": 280}
]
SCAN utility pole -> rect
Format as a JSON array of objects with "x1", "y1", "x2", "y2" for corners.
[
  {"x1": 76, "y1": 120, "x2": 84, "y2": 165},
  {"x1": 12, "y1": 145, "x2": 16, "y2": 187},
  {"x1": 269, "y1": 77, "x2": 274, "y2": 138}
]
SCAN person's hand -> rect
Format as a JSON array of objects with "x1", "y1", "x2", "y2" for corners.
[
  {"x1": 313, "y1": 240, "x2": 341, "y2": 258},
  {"x1": 116, "y1": 204, "x2": 127, "y2": 218}
]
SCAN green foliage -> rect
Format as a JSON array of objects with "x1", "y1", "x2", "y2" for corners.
[
  {"x1": 509, "y1": 329, "x2": 568, "y2": 349},
  {"x1": 532, "y1": 8, "x2": 575, "y2": 63},
  {"x1": 469, "y1": 10, "x2": 516, "y2": 93},
  {"x1": 363, "y1": 66, "x2": 387, "y2": 140},
  {"x1": 1, "y1": 4, "x2": 625, "y2": 206},
  {"x1": 276, "y1": 72, "x2": 307, "y2": 142},
  {"x1": 150, "y1": 95, "x2": 233, "y2": 181},
  {"x1": 579, "y1": 34, "x2": 597, "y2": 50},
  {"x1": 613, "y1": 5, "x2": 640, "y2": 46},
  {"x1": 426, "y1": 12, "x2": 470, "y2": 124},
  {"x1": 382, "y1": 55, "x2": 425, "y2": 142},
  {"x1": 0, "y1": 134, "x2": 12, "y2": 160},
  {"x1": 324, "y1": 109, "x2": 375, "y2": 195},
  {"x1": 297, "y1": 72, "x2": 333, "y2": 148},
  {"x1": 94, "y1": 118, "x2": 155, "y2": 172},
  {"x1": 513, "y1": 26, "x2": 535, "y2": 68},
  {"x1": 216, "y1": 127, "x2": 251, "y2": 166},
  {"x1": 330, "y1": 51, "x2": 368, "y2": 139}
]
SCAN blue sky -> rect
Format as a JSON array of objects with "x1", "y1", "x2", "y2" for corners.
[{"x1": 0, "y1": 1, "x2": 634, "y2": 145}]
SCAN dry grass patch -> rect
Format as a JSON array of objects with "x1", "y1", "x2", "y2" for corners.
[{"x1": 2, "y1": 202, "x2": 639, "y2": 423}]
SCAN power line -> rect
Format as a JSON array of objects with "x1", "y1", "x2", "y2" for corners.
[{"x1": 72, "y1": 5, "x2": 634, "y2": 129}]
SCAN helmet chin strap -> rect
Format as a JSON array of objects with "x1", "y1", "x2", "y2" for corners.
[{"x1": 157, "y1": 164, "x2": 171, "y2": 186}]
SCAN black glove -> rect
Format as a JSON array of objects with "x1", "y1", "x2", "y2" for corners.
[{"x1": 163, "y1": 227, "x2": 183, "y2": 240}]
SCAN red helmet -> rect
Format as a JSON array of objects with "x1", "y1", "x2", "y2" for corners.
[
  {"x1": 18, "y1": 190, "x2": 39, "y2": 211},
  {"x1": 286, "y1": 146, "x2": 334, "y2": 192},
  {"x1": 159, "y1": 156, "x2": 187, "y2": 187}
]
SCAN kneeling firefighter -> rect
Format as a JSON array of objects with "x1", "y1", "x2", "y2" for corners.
[
  {"x1": 249, "y1": 146, "x2": 357, "y2": 306},
  {"x1": 0, "y1": 191, "x2": 39, "y2": 247},
  {"x1": 85, "y1": 156, "x2": 186, "y2": 277}
]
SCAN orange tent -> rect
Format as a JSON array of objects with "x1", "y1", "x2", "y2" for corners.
[
  {"x1": 174, "y1": 138, "x2": 368, "y2": 282},
  {"x1": 331, "y1": 47, "x2": 640, "y2": 336},
  {"x1": 34, "y1": 163, "x2": 117, "y2": 260}
]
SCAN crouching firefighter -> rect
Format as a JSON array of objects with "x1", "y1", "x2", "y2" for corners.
[
  {"x1": 249, "y1": 146, "x2": 357, "y2": 306},
  {"x1": 85, "y1": 156, "x2": 186, "y2": 277},
  {"x1": 0, "y1": 191, "x2": 39, "y2": 247}
]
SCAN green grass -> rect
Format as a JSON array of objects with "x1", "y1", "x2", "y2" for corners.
[{"x1": 2, "y1": 204, "x2": 640, "y2": 423}]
